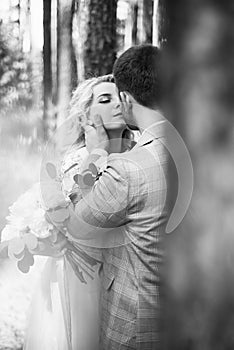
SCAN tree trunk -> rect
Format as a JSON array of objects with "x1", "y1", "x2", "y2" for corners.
[
  {"x1": 25, "y1": 0, "x2": 31, "y2": 52},
  {"x1": 123, "y1": 1, "x2": 139, "y2": 50},
  {"x1": 28, "y1": 0, "x2": 42, "y2": 112},
  {"x1": 76, "y1": 0, "x2": 117, "y2": 79},
  {"x1": 18, "y1": 0, "x2": 22, "y2": 49},
  {"x1": 131, "y1": 2, "x2": 139, "y2": 45},
  {"x1": 152, "y1": 0, "x2": 162, "y2": 46},
  {"x1": 43, "y1": 0, "x2": 53, "y2": 140},
  {"x1": 51, "y1": 0, "x2": 57, "y2": 104},
  {"x1": 70, "y1": 0, "x2": 78, "y2": 91},
  {"x1": 136, "y1": 0, "x2": 153, "y2": 44},
  {"x1": 56, "y1": 0, "x2": 76, "y2": 127},
  {"x1": 142, "y1": 0, "x2": 153, "y2": 43},
  {"x1": 157, "y1": 0, "x2": 167, "y2": 46},
  {"x1": 124, "y1": 3, "x2": 133, "y2": 50},
  {"x1": 162, "y1": 1, "x2": 234, "y2": 349},
  {"x1": 9, "y1": 0, "x2": 21, "y2": 49}
]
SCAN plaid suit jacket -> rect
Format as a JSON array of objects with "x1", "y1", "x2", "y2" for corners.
[{"x1": 66, "y1": 121, "x2": 169, "y2": 349}]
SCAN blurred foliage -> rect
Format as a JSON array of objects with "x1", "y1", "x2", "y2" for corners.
[{"x1": 0, "y1": 23, "x2": 33, "y2": 114}]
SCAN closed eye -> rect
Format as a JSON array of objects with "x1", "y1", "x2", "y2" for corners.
[
  {"x1": 98, "y1": 94, "x2": 112, "y2": 104},
  {"x1": 99, "y1": 98, "x2": 110, "y2": 104}
]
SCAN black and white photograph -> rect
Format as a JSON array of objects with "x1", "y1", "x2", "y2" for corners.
[{"x1": 0, "y1": 0, "x2": 234, "y2": 349}]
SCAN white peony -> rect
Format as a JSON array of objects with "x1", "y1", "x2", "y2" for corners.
[{"x1": 1, "y1": 183, "x2": 58, "y2": 241}]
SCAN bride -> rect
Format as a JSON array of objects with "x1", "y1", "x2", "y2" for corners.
[{"x1": 23, "y1": 74, "x2": 134, "y2": 350}]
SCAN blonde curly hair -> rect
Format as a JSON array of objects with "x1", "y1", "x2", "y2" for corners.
[{"x1": 64, "y1": 74, "x2": 133, "y2": 152}]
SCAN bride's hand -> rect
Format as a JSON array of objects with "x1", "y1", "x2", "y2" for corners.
[{"x1": 85, "y1": 114, "x2": 110, "y2": 153}]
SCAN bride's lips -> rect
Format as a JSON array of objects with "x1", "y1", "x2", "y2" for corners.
[{"x1": 113, "y1": 113, "x2": 123, "y2": 117}]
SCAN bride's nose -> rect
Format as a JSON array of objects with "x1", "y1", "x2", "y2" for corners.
[{"x1": 113, "y1": 99, "x2": 121, "y2": 110}]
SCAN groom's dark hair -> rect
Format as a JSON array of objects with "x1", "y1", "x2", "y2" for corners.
[{"x1": 113, "y1": 44, "x2": 162, "y2": 109}]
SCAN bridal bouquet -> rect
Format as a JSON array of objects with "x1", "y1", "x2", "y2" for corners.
[{"x1": 0, "y1": 163, "x2": 100, "y2": 283}]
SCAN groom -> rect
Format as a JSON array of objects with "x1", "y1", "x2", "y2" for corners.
[{"x1": 66, "y1": 45, "x2": 168, "y2": 349}]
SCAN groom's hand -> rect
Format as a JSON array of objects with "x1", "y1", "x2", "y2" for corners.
[
  {"x1": 85, "y1": 114, "x2": 110, "y2": 154},
  {"x1": 31, "y1": 232, "x2": 68, "y2": 258},
  {"x1": 120, "y1": 92, "x2": 132, "y2": 119}
]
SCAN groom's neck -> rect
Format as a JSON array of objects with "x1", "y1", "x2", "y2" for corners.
[
  {"x1": 107, "y1": 129, "x2": 124, "y2": 154},
  {"x1": 132, "y1": 103, "x2": 164, "y2": 133}
]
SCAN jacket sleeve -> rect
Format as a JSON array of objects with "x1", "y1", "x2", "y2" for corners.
[{"x1": 65, "y1": 157, "x2": 129, "y2": 241}]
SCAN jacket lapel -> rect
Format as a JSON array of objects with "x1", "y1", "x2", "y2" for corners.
[{"x1": 133, "y1": 120, "x2": 167, "y2": 149}]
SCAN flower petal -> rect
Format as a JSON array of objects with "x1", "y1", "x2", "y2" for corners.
[{"x1": 1, "y1": 225, "x2": 19, "y2": 241}]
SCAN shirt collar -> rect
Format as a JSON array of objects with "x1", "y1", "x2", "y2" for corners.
[{"x1": 136, "y1": 120, "x2": 167, "y2": 147}]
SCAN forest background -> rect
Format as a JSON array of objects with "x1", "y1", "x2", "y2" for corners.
[{"x1": 0, "y1": 0, "x2": 234, "y2": 349}]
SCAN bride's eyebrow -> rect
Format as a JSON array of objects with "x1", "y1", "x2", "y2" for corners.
[{"x1": 97, "y1": 93, "x2": 111, "y2": 98}]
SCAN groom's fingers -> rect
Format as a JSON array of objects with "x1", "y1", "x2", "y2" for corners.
[
  {"x1": 52, "y1": 238, "x2": 68, "y2": 252},
  {"x1": 31, "y1": 241, "x2": 65, "y2": 258},
  {"x1": 120, "y1": 92, "x2": 132, "y2": 115},
  {"x1": 119, "y1": 92, "x2": 126, "y2": 103}
]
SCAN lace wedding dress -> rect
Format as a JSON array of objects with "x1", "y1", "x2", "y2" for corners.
[{"x1": 23, "y1": 146, "x2": 102, "y2": 350}]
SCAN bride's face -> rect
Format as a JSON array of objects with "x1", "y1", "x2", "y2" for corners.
[{"x1": 89, "y1": 82, "x2": 126, "y2": 131}]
